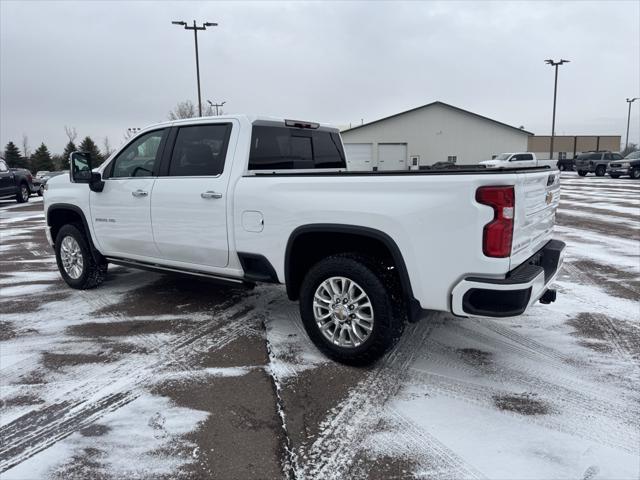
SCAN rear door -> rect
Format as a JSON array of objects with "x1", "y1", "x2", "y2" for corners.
[
  {"x1": 90, "y1": 129, "x2": 167, "y2": 258},
  {"x1": 150, "y1": 122, "x2": 236, "y2": 268},
  {"x1": 510, "y1": 170, "x2": 560, "y2": 268},
  {"x1": 509, "y1": 153, "x2": 537, "y2": 168},
  {"x1": 0, "y1": 160, "x2": 14, "y2": 196}
]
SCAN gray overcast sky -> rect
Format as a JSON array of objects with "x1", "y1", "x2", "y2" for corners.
[{"x1": 1, "y1": 0, "x2": 639, "y2": 154}]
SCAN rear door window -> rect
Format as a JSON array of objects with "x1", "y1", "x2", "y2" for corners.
[
  {"x1": 168, "y1": 124, "x2": 232, "y2": 176},
  {"x1": 249, "y1": 126, "x2": 346, "y2": 170}
]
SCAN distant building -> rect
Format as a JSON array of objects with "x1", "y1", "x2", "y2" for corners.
[
  {"x1": 340, "y1": 101, "x2": 532, "y2": 170},
  {"x1": 527, "y1": 135, "x2": 622, "y2": 160}
]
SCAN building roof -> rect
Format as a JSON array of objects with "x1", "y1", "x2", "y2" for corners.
[{"x1": 341, "y1": 101, "x2": 534, "y2": 136}]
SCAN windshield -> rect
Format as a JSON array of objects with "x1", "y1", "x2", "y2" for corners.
[
  {"x1": 624, "y1": 151, "x2": 640, "y2": 160},
  {"x1": 494, "y1": 153, "x2": 512, "y2": 160}
]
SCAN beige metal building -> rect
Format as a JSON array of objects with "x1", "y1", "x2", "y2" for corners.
[
  {"x1": 527, "y1": 135, "x2": 622, "y2": 160},
  {"x1": 340, "y1": 101, "x2": 532, "y2": 170}
]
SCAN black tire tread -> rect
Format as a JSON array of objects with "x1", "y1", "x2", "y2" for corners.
[
  {"x1": 299, "y1": 253, "x2": 405, "y2": 365},
  {"x1": 55, "y1": 223, "x2": 107, "y2": 290}
]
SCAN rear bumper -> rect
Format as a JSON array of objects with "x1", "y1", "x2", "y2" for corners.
[{"x1": 451, "y1": 240, "x2": 565, "y2": 317}]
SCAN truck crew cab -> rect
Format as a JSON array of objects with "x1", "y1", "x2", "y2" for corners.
[{"x1": 44, "y1": 115, "x2": 565, "y2": 364}]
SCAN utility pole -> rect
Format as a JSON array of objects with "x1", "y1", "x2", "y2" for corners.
[
  {"x1": 625, "y1": 97, "x2": 639, "y2": 151},
  {"x1": 207, "y1": 100, "x2": 226, "y2": 116},
  {"x1": 172, "y1": 20, "x2": 218, "y2": 117},
  {"x1": 544, "y1": 59, "x2": 570, "y2": 160}
]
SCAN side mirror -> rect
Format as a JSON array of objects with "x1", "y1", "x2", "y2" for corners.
[
  {"x1": 70, "y1": 151, "x2": 104, "y2": 192},
  {"x1": 70, "y1": 151, "x2": 93, "y2": 183}
]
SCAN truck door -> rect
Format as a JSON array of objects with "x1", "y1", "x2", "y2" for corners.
[
  {"x1": 0, "y1": 160, "x2": 14, "y2": 196},
  {"x1": 89, "y1": 129, "x2": 167, "y2": 258},
  {"x1": 510, "y1": 153, "x2": 537, "y2": 168},
  {"x1": 150, "y1": 121, "x2": 236, "y2": 268}
]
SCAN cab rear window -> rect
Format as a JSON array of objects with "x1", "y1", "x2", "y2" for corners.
[{"x1": 249, "y1": 126, "x2": 346, "y2": 170}]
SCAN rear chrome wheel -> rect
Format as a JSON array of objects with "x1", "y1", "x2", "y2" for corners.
[
  {"x1": 60, "y1": 236, "x2": 84, "y2": 279},
  {"x1": 313, "y1": 276, "x2": 374, "y2": 348}
]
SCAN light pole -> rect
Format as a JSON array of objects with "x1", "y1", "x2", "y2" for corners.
[
  {"x1": 545, "y1": 59, "x2": 570, "y2": 160},
  {"x1": 625, "y1": 97, "x2": 639, "y2": 151},
  {"x1": 172, "y1": 20, "x2": 218, "y2": 117},
  {"x1": 207, "y1": 100, "x2": 226, "y2": 116}
]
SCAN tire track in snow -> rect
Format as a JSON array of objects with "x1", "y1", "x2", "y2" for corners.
[
  {"x1": 294, "y1": 314, "x2": 485, "y2": 480},
  {"x1": 0, "y1": 289, "x2": 278, "y2": 473}
]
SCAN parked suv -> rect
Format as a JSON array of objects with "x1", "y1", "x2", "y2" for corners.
[
  {"x1": 0, "y1": 158, "x2": 34, "y2": 203},
  {"x1": 575, "y1": 151, "x2": 624, "y2": 177},
  {"x1": 607, "y1": 151, "x2": 640, "y2": 179}
]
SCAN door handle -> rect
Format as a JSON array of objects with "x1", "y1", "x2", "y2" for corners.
[
  {"x1": 131, "y1": 189, "x2": 148, "y2": 198},
  {"x1": 201, "y1": 191, "x2": 223, "y2": 199}
]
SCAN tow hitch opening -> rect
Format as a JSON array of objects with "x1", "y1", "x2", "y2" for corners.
[{"x1": 539, "y1": 289, "x2": 557, "y2": 304}]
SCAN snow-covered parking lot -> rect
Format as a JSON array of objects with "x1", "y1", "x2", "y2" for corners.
[{"x1": 1, "y1": 173, "x2": 639, "y2": 480}]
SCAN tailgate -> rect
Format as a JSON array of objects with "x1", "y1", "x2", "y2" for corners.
[{"x1": 510, "y1": 170, "x2": 560, "y2": 269}]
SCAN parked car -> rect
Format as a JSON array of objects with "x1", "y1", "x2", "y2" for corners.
[
  {"x1": 10, "y1": 167, "x2": 43, "y2": 196},
  {"x1": 44, "y1": 115, "x2": 564, "y2": 365},
  {"x1": 607, "y1": 151, "x2": 640, "y2": 179},
  {"x1": 0, "y1": 159, "x2": 34, "y2": 203},
  {"x1": 574, "y1": 151, "x2": 624, "y2": 176},
  {"x1": 35, "y1": 170, "x2": 50, "y2": 179},
  {"x1": 480, "y1": 153, "x2": 557, "y2": 169},
  {"x1": 556, "y1": 157, "x2": 575, "y2": 171}
]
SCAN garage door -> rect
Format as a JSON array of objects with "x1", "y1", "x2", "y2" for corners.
[
  {"x1": 344, "y1": 143, "x2": 373, "y2": 171},
  {"x1": 378, "y1": 143, "x2": 407, "y2": 171}
]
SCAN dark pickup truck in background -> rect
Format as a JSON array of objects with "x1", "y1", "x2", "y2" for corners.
[
  {"x1": 575, "y1": 151, "x2": 624, "y2": 177},
  {"x1": 0, "y1": 158, "x2": 35, "y2": 203}
]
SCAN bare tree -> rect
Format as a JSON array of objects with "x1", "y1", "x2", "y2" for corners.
[
  {"x1": 103, "y1": 137, "x2": 114, "y2": 157},
  {"x1": 64, "y1": 126, "x2": 78, "y2": 143},
  {"x1": 168, "y1": 100, "x2": 197, "y2": 120},
  {"x1": 21, "y1": 134, "x2": 30, "y2": 159}
]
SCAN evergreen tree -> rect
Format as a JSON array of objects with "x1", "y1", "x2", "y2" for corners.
[
  {"x1": 61, "y1": 140, "x2": 77, "y2": 169},
  {"x1": 31, "y1": 143, "x2": 55, "y2": 172},
  {"x1": 78, "y1": 136, "x2": 104, "y2": 167},
  {"x1": 3, "y1": 141, "x2": 28, "y2": 169}
]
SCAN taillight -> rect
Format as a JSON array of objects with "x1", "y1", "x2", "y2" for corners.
[{"x1": 476, "y1": 186, "x2": 515, "y2": 258}]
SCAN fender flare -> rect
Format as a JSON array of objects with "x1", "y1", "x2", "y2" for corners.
[
  {"x1": 284, "y1": 223, "x2": 417, "y2": 305},
  {"x1": 47, "y1": 203, "x2": 103, "y2": 262}
]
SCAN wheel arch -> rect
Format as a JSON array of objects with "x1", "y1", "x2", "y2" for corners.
[
  {"x1": 284, "y1": 224, "x2": 419, "y2": 318},
  {"x1": 47, "y1": 203, "x2": 103, "y2": 262}
]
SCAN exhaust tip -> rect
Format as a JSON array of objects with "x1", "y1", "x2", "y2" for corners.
[{"x1": 539, "y1": 289, "x2": 557, "y2": 305}]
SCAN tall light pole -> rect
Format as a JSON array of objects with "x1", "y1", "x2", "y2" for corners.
[
  {"x1": 207, "y1": 100, "x2": 226, "y2": 116},
  {"x1": 625, "y1": 97, "x2": 639, "y2": 151},
  {"x1": 545, "y1": 59, "x2": 570, "y2": 160},
  {"x1": 172, "y1": 20, "x2": 218, "y2": 117}
]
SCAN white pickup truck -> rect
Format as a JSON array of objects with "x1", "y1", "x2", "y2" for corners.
[
  {"x1": 44, "y1": 116, "x2": 564, "y2": 364},
  {"x1": 480, "y1": 152, "x2": 557, "y2": 169}
]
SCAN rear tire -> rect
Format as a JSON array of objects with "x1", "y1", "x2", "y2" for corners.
[
  {"x1": 299, "y1": 253, "x2": 405, "y2": 365},
  {"x1": 55, "y1": 224, "x2": 107, "y2": 289},
  {"x1": 577, "y1": 170, "x2": 588, "y2": 177},
  {"x1": 16, "y1": 183, "x2": 29, "y2": 203},
  {"x1": 37, "y1": 186, "x2": 44, "y2": 196},
  {"x1": 595, "y1": 166, "x2": 606, "y2": 177}
]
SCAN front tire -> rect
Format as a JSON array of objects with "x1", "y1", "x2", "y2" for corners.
[
  {"x1": 631, "y1": 168, "x2": 640, "y2": 180},
  {"x1": 558, "y1": 164, "x2": 565, "y2": 171},
  {"x1": 55, "y1": 224, "x2": 107, "y2": 289},
  {"x1": 609, "y1": 174, "x2": 620, "y2": 179},
  {"x1": 595, "y1": 166, "x2": 606, "y2": 177},
  {"x1": 16, "y1": 183, "x2": 29, "y2": 203},
  {"x1": 37, "y1": 185, "x2": 44, "y2": 196},
  {"x1": 299, "y1": 254, "x2": 404, "y2": 365},
  {"x1": 578, "y1": 170, "x2": 588, "y2": 177}
]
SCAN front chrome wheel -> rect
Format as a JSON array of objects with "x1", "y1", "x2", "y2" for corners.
[
  {"x1": 313, "y1": 276, "x2": 374, "y2": 348},
  {"x1": 60, "y1": 236, "x2": 84, "y2": 279}
]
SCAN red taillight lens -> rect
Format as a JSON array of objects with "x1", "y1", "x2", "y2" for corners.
[{"x1": 476, "y1": 186, "x2": 515, "y2": 258}]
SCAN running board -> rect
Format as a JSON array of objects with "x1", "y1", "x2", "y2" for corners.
[{"x1": 105, "y1": 256, "x2": 250, "y2": 286}]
